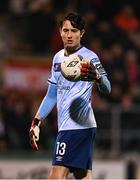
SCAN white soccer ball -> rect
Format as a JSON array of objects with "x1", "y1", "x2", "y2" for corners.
[{"x1": 61, "y1": 54, "x2": 89, "y2": 82}]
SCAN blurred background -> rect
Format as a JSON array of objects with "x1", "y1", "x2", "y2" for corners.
[{"x1": 0, "y1": 0, "x2": 140, "y2": 179}]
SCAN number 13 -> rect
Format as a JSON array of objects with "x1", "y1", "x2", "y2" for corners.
[{"x1": 56, "y1": 142, "x2": 66, "y2": 155}]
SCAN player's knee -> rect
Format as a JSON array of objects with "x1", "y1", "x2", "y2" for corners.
[
  {"x1": 49, "y1": 171, "x2": 67, "y2": 179},
  {"x1": 49, "y1": 166, "x2": 69, "y2": 179}
]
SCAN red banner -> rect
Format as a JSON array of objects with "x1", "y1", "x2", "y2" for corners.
[{"x1": 3, "y1": 57, "x2": 52, "y2": 92}]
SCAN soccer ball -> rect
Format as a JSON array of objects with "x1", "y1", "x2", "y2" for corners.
[{"x1": 61, "y1": 54, "x2": 89, "y2": 82}]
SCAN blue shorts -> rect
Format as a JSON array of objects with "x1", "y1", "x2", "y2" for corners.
[{"x1": 52, "y1": 127, "x2": 96, "y2": 170}]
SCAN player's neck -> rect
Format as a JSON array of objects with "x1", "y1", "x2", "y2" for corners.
[{"x1": 64, "y1": 45, "x2": 83, "y2": 56}]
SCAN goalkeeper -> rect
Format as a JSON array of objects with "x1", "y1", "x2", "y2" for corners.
[{"x1": 29, "y1": 12, "x2": 111, "y2": 179}]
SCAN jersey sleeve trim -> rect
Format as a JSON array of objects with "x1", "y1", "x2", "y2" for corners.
[{"x1": 48, "y1": 79, "x2": 57, "y2": 85}]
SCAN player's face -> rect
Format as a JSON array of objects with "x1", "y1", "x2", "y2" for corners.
[{"x1": 60, "y1": 20, "x2": 85, "y2": 52}]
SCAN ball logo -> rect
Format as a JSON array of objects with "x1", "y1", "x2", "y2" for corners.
[{"x1": 67, "y1": 61, "x2": 79, "y2": 67}]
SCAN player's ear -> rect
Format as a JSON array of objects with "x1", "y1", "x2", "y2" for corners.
[{"x1": 80, "y1": 29, "x2": 85, "y2": 38}]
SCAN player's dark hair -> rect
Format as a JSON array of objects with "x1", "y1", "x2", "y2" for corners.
[{"x1": 60, "y1": 12, "x2": 85, "y2": 30}]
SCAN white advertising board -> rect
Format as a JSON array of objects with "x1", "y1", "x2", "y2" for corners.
[{"x1": 0, "y1": 160, "x2": 126, "y2": 179}]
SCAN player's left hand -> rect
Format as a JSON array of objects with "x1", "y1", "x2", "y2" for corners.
[
  {"x1": 29, "y1": 118, "x2": 41, "y2": 151},
  {"x1": 29, "y1": 125, "x2": 40, "y2": 151},
  {"x1": 80, "y1": 63, "x2": 102, "y2": 84}
]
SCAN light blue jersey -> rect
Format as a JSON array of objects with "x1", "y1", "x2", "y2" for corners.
[{"x1": 48, "y1": 46, "x2": 107, "y2": 131}]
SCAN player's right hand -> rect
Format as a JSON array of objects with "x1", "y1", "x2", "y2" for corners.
[
  {"x1": 29, "y1": 118, "x2": 41, "y2": 151},
  {"x1": 80, "y1": 62, "x2": 102, "y2": 84}
]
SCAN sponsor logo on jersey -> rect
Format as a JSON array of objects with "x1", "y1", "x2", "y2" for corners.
[
  {"x1": 58, "y1": 80, "x2": 70, "y2": 91},
  {"x1": 54, "y1": 63, "x2": 61, "y2": 72},
  {"x1": 58, "y1": 85, "x2": 70, "y2": 90}
]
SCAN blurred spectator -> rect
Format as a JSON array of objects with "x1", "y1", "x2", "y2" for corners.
[
  {"x1": 9, "y1": 0, "x2": 26, "y2": 16},
  {"x1": 89, "y1": 37, "x2": 103, "y2": 57},
  {"x1": 82, "y1": 10, "x2": 98, "y2": 45},
  {"x1": 129, "y1": 31, "x2": 140, "y2": 52},
  {"x1": 53, "y1": 0, "x2": 69, "y2": 13},
  {"x1": 110, "y1": 83, "x2": 123, "y2": 104},
  {"x1": 111, "y1": 43, "x2": 124, "y2": 65},
  {"x1": 3, "y1": 92, "x2": 31, "y2": 150},
  {"x1": 121, "y1": 95, "x2": 140, "y2": 152},
  {"x1": 0, "y1": 15, "x2": 12, "y2": 55},
  {"x1": 0, "y1": 0, "x2": 9, "y2": 14},
  {"x1": 27, "y1": 0, "x2": 56, "y2": 54},
  {"x1": 0, "y1": 95, "x2": 7, "y2": 152},
  {"x1": 121, "y1": 93, "x2": 134, "y2": 110},
  {"x1": 124, "y1": 49, "x2": 140, "y2": 86},
  {"x1": 113, "y1": 4, "x2": 139, "y2": 33},
  {"x1": 130, "y1": 85, "x2": 140, "y2": 104},
  {"x1": 96, "y1": 20, "x2": 116, "y2": 48},
  {"x1": 100, "y1": 48, "x2": 114, "y2": 77}
]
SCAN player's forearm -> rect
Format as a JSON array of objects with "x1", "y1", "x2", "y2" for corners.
[
  {"x1": 35, "y1": 84, "x2": 57, "y2": 120},
  {"x1": 30, "y1": 84, "x2": 57, "y2": 151},
  {"x1": 97, "y1": 75, "x2": 111, "y2": 94}
]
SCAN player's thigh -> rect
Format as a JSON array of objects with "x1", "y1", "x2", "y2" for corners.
[
  {"x1": 49, "y1": 165, "x2": 70, "y2": 179},
  {"x1": 52, "y1": 128, "x2": 96, "y2": 170},
  {"x1": 73, "y1": 169, "x2": 92, "y2": 179}
]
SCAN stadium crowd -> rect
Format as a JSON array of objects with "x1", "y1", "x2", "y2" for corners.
[{"x1": 0, "y1": 0, "x2": 140, "y2": 155}]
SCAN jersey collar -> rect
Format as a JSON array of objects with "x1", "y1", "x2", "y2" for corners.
[{"x1": 64, "y1": 46, "x2": 83, "y2": 56}]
